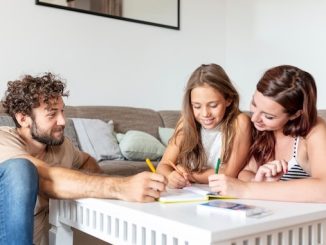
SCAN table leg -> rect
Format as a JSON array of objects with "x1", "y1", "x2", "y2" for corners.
[
  {"x1": 49, "y1": 224, "x2": 73, "y2": 245},
  {"x1": 49, "y1": 199, "x2": 73, "y2": 245}
]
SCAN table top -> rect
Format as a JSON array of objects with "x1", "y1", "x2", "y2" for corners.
[{"x1": 70, "y1": 196, "x2": 326, "y2": 242}]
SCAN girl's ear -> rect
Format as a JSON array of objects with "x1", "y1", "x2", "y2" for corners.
[
  {"x1": 15, "y1": 113, "x2": 32, "y2": 128},
  {"x1": 289, "y1": 110, "x2": 302, "y2": 120}
]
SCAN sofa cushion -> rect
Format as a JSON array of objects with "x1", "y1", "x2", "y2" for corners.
[
  {"x1": 117, "y1": 130, "x2": 165, "y2": 161},
  {"x1": 159, "y1": 110, "x2": 180, "y2": 128},
  {"x1": 0, "y1": 115, "x2": 15, "y2": 127},
  {"x1": 72, "y1": 118, "x2": 124, "y2": 161},
  {"x1": 64, "y1": 106, "x2": 165, "y2": 139},
  {"x1": 158, "y1": 127, "x2": 174, "y2": 146}
]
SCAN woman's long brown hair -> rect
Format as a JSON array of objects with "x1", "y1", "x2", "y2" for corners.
[{"x1": 250, "y1": 65, "x2": 317, "y2": 166}]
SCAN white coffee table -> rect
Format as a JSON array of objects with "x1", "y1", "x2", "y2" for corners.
[{"x1": 49, "y1": 197, "x2": 326, "y2": 245}]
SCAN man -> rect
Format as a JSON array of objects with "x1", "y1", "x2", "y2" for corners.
[{"x1": 0, "y1": 73, "x2": 166, "y2": 245}]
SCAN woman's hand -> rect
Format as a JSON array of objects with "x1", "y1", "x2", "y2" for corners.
[{"x1": 254, "y1": 160, "x2": 288, "y2": 182}]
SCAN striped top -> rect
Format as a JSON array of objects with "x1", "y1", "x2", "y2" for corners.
[{"x1": 280, "y1": 137, "x2": 310, "y2": 181}]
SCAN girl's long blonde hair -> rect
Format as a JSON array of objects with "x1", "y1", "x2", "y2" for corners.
[{"x1": 173, "y1": 64, "x2": 241, "y2": 172}]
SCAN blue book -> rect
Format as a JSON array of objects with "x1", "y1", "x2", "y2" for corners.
[{"x1": 197, "y1": 200, "x2": 269, "y2": 217}]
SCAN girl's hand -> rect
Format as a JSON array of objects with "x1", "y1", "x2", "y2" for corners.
[
  {"x1": 254, "y1": 160, "x2": 288, "y2": 182},
  {"x1": 167, "y1": 170, "x2": 190, "y2": 189},
  {"x1": 208, "y1": 174, "x2": 247, "y2": 198}
]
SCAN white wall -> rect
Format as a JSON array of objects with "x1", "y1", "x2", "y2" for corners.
[
  {"x1": 1, "y1": 0, "x2": 326, "y2": 111},
  {"x1": 0, "y1": 0, "x2": 225, "y2": 110},
  {"x1": 225, "y1": 0, "x2": 326, "y2": 110}
]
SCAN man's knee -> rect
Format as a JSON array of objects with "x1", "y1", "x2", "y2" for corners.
[{"x1": 2, "y1": 158, "x2": 38, "y2": 193}]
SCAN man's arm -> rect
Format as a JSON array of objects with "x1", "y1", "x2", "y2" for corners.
[{"x1": 21, "y1": 154, "x2": 167, "y2": 202}]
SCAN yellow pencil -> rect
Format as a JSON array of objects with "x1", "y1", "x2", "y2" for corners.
[{"x1": 146, "y1": 158, "x2": 156, "y2": 173}]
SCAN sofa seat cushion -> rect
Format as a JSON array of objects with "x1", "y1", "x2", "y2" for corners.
[{"x1": 99, "y1": 160, "x2": 158, "y2": 176}]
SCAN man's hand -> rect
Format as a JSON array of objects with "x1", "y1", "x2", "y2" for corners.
[{"x1": 117, "y1": 172, "x2": 167, "y2": 202}]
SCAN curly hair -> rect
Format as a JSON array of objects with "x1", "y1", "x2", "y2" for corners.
[{"x1": 2, "y1": 72, "x2": 69, "y2": 127}]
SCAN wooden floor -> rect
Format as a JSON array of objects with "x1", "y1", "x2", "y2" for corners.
[{"x1": 73, "y1": 229, "x2": 110, "y2": 245}]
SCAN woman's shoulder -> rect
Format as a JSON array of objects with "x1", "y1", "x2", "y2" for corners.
[{"x1": 306, "y1": 116, "x2": 326, "y2": 140}]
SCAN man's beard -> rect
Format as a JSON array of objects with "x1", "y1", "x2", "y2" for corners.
[{"x1": 31, "y1": 121, "x2": 65, "y2": 146}]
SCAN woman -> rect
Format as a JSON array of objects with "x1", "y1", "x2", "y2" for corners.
[{"x1": 209, "y1": 65, "x2": 326, "y2": 202}]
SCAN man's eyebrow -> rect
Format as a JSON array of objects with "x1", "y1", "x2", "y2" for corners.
[{"x1": 45, "y1": 107, "x2": 58, "y2": 113}]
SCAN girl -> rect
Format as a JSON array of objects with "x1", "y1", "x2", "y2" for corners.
[
  {"x1": 156, "y1": 64, "x2": 251, "y2": 188},
  {"x1": 209, "y1": 65, "x2": 326, "y2": 202}
]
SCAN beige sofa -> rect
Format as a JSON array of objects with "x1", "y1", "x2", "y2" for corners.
[{"x1": 0, "y1": 104, "x2": 181, "y2": 176}]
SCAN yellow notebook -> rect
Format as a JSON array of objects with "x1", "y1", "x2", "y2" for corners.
[{"x1": 158, "y1": 184, "x2": 233, "y2": 204}]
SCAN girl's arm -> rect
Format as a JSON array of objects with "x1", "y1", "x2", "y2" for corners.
[
  {"x1": 238, "y1": 157, "x2": 259, "y2": 181},
  {"x1": 190, "y1": 168, "x2": 215, "y2": 184},
  {"x1": 156, "y1": 120, "x2": 189, "y2": 188},
  {"x1": 220, "y1": 112, "x2": 252, "y2": 177}
]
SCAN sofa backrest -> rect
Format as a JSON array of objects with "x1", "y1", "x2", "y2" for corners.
[
  {"x1": 0, "y1": 104, "x2": 181, "y2": 139},
  {"x1": 63, "y1": 106, "x2": 180, "y2": 139},
  {"x1": 1, "y1": 103, "x2": 326, "y2": 137}
]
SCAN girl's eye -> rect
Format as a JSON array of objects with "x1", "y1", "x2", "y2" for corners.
[{"x1": 192, "y1": 105, "x2": 201, "y2": 110}]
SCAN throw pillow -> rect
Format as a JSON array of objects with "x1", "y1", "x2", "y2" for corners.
[
  {"x1": 158, "y1": 127, "x2": 174, "y2": 146},
  {"x1": 71, "y1": 118, "x2": 124, "y2": 161},
  {"x1": 0, "y1": 115, "x2": 15, "y2": 127},
  {"x1": 117, "y1": 130, "x2": 166, "y2": 161}
]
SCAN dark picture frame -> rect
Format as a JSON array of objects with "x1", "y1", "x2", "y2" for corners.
[{"x1": 36, "y1": 0, "x2": 180, "y2": 30}]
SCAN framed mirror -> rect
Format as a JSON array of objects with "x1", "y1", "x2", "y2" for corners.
[{"x1": 36, "y1": 0, "x2": 180, "y2": 30}]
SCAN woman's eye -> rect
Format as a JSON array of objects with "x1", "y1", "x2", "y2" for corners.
[{"x1": 264, "y1": 115, "x2": 274, "y2": 120}]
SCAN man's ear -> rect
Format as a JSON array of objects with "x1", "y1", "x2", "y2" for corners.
[
  {"x1": 15, "y1": 113, "x2": 32, "y2": 128},
  {"x1": 290, "y1": 110, "x2": 302, "y2": 120}
]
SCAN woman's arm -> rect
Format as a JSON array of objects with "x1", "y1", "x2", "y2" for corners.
[{"x1": 210, "y1": 118, "x2": 326, "y2": 202}]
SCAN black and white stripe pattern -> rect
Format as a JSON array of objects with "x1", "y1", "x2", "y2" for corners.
[
  {"x1": 280, "y1": 137, "x2": 310, "y2": 181},
  {"x1": 280, "y1": 164, "x2": 310, "y2": 181}
]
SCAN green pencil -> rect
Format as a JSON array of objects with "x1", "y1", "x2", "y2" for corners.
[{"x1": 215, "y1": 158, "x2": 221, "y2": 174}]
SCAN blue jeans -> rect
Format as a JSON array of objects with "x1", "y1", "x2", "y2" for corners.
[{"x1": 0, "y1": 159, "x2": 39, "y2": 245}]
